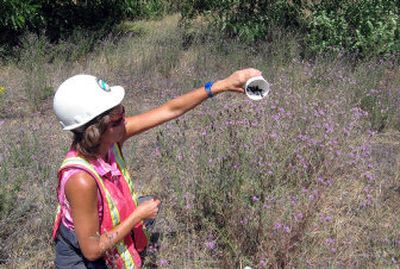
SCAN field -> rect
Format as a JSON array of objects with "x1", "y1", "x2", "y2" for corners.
[{"x1": 0, "y1": 15, "x2": 399, "y2": 268}]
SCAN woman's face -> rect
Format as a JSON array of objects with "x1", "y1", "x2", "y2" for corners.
[{"x1": 100, "y1": 105, "x2": 126, "y2": 145}]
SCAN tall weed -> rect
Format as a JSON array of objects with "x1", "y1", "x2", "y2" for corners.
[{"x1": 16, "y1": 34, "x2": 53, "y2": 112}]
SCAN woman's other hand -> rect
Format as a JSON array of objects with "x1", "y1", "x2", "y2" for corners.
[{"x1": 136, "y1": 199, "x2": 161, "y2": 220}]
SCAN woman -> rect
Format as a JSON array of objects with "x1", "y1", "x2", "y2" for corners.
[{"x1": 52, "y1": 68, "x2": 262, "y2": 268}]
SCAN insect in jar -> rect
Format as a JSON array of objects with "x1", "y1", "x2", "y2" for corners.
[{"x1": 247, "y1": 85, "x2": 264, "y2": 97}]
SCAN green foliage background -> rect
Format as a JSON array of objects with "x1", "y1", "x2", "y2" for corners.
[
  {"x1": 1, "y1": 0, "x2": 399, "y2": 57},
  {"x1": 0, "y1": 0, "x2": 176, "y2": 45},
  {"x1": 179, "y1": 0, "x2": 400, "y2": 57}
]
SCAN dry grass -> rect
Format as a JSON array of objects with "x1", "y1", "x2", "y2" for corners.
[{"x1": 0, "y1": 14, "x2": 399, "y2": 268}]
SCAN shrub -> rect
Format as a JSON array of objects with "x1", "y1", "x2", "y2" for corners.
[
  {"x1": 0, "y1": 0, "x2": 42, "y2": 44},
  {"x1": 0, "y1": 0, "x2": 176, "y2": 50},
  {"x1": 179, "y1": 0, "x2": 400, "y2": 58},
  {"x1": 38, "y1": 1, "x2": 118, "y2": 41},
  {"x1": 125, "y1": 0, "x2": 177, "y2": 19},
  {"x1": 305, "y1": 0, "x2": 400, "y2": 57}
]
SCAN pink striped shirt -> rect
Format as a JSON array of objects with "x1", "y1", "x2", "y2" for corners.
[{"x1": 58, "y1": 147, "x2": 122, "y2": 230}]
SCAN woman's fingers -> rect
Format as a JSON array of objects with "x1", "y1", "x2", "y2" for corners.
[
  {"x1": 237, "y1": 68, "x2": 262, "y2": 86},
  {"x1": 154, "y1": 199, "x2": 161, "y2": 207},
  {"x1": 224, "y1": 68, "x2": 263, "y2": 92},
  {"x1": 141, "y1": 199, "x2": 161, "y2": 219}
]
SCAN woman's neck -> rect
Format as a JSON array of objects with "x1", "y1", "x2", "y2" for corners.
[{"x1": 98, "y1": 142, "x2": 111, "y2": 161}]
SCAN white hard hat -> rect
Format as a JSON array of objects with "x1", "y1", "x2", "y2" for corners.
[{"x1": 53, "y1": 74, "x2": 125, "y2": 131}]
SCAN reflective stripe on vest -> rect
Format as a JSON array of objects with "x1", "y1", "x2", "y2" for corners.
[
  {"x1": 112, "y1": 145, "x2": 138, "y2": 206},
  {"x1": 112, "y1": 144, "x2": 151, "y2": 246}
]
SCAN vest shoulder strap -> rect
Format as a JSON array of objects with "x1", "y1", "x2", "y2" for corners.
[{"x1": 112, "y1": 144, "x2": 138, "y2": 205}]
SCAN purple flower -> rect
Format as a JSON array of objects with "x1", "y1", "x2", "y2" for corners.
[
  {"x1": 270, "y1": 132, "x2": 278, "y2": 140},
  {"x1": 368, "y1": 130, "x2": 376, "y2": 137},
  {"x1": 297, "y1": 134, "x2": 309, "y2": 142},
  {"x1": 294, "y1": 212, "x2": 304, "y2": 222},
  {"x1": 146, "y1": 244, "x2": 157, "y2": 254},
  {"x1": 159, "y1": 258, "x2": 169, "y2": 266},
  {"x1": 343, "y1": 127, "x2": 350, "y2": 137},
  {"x1": 328, "y1": 139, "x2": 338, "y2": 147},
  {"x1": 283, "y1": 225, "x2": 291, "y2": 233},
  {"x1": 323, "y1": 123, "x2": 334, "y2": 134},
  {"x1": 290, "y1": 195, "x2": 298, "y2": 205},
  {"x1": 272, "y1": 114, "x2": 281, "y2": 121},
  {"x1": 274, "y1": 223, "x2": 282, "y2": 230},
  {"x1": 259, "y1": 258, "x2": 267, "y2": 267},
  {"x1": 308, "y1": 190, "x2": 319, "y2": 201},
  {"x1": 252, "y1": 196, "x2": 260, "y2": 203},
  {"x1": 392, "y1": 257, "x2": 398, "y2": 264},
  {"x1": 205, "y1": 240, "x2": 217, "y2": 250},
  {"x1": 363, "y1": 172, "x2": 375, "y2": 181},
  {"x1": 351, "y1": 107, "x2": 368, "y2": 119},
  {"x1": 325, "y1": 237, "x2": 335, "y2": 245},
  {"x1": 154, "y1": 147, "x2": 161, "y2": 158}
]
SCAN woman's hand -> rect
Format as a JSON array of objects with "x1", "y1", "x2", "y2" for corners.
[
  {"x1": 214, "y1": 68, "x2": 263, "y2": 94},
  {"x1": 135, "y1": 199, "x2": 161, "y2": 220}
]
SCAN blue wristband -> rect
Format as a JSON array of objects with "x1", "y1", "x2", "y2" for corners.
[{"x1": 204, "y1": 81, "x2": 214, "y2": 98}]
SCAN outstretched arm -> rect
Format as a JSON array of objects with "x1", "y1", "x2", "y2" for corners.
[{"x1": 122, "y1": 68, "x2": 262, "y2": 141}]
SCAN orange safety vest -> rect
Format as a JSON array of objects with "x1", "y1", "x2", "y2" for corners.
[{"x1": 52, "y1": 144, "x2": 149, "y2": 268}]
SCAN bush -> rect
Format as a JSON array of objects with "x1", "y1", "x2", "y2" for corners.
[
  {"x1": 0, "y1": 0, "x2": 42, "y2": 44},
  {"x1": 180, "y1": 0, "x2": 301, "y2": 42},
  {"x1": 305, "y1": 0, "x2": 400, "y2": 57},
  {"x1": 0, "y1": 0, "x2": 176, "y2": 51},
  {"x1": 125, "y1": 0, "x2": 177, "y2": 19},
  {"x1": 179, "y1": 0, "x2": 400, "y2": 58},
  {"x1": 39, "y1": 0, "x2": 125, "y2": 41}
]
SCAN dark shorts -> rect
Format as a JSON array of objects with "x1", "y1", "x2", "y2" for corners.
[{"x1": 55, "y1": 222, "x2": 107, "y2": 269}]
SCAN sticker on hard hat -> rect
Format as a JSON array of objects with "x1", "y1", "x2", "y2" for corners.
[{"x1": 97, "y1": 79, "x2": 111, "y2": 92}]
